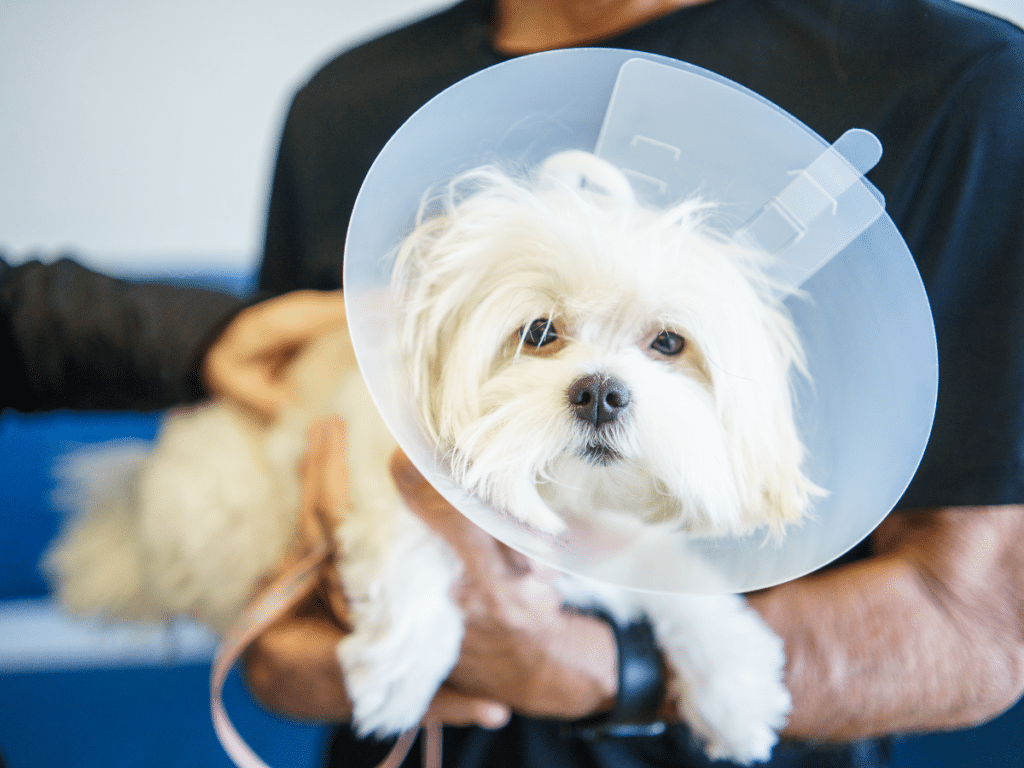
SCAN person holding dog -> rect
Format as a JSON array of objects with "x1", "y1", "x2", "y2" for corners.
[{"x1": 241, "y1": 1, "x2": 1024, "y2": 767}]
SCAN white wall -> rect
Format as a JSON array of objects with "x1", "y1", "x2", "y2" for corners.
[
  {"x1": 961, "y1": 0, "x2": 1024, "y2": 23},
  {"x1": 0, "y1": 0, "x2": 1020, "y2": 277},
  {"x1": 0, "y1": 0, "x2": 453, "y2": 275}
]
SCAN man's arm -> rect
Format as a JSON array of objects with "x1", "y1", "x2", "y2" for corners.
[
  {"x1": 1, "y1": 256, "x2": 243, "y2": 412},
  {"x1": 437, "y1": 501, "x2": 1024, "y2": 739},
  {"x1": 752, "y1": 504, "x2": 1024, "y2": 741},
  {"x1": 397, "y1": 472, "x2": 1024, "y2": 738},
  {"x1": 243, "y1": 430, "x2": 1024, "y2": 739},
  {"x1": 0, "y1": 255, "x2": 349, "y2": 418}
]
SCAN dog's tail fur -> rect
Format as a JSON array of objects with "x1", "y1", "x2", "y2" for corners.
[
  {"x1": 44, "y1": 405, "x2": 306, "y2": 634},
  {"x1": 44, "y1": 326, "x2": 356, "y2": 634},
  {"x1": 43, "y1": 440, "x2": 164, "y2": 622}
]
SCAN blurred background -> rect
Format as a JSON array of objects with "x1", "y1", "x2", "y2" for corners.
[
  {"x1": 1, "y1": 1, "x2": 1022, "y2": 767},
  {"x1": 1, "y1": 0, "x2": 1020, "y2": 277},
  {"x1": 0, "y1": 0, "x2": 452, "y2": 277}
]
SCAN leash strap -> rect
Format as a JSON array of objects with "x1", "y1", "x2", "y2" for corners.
[
  {"x1": 208, "y1": 419, "x2": 441, "y2": 768},
  {"x1": 208, "y1": 543, "x2": 439, "y2": 768},
  {"x1": 210, "y1": 541, "x2": 329, "y2": 768}
]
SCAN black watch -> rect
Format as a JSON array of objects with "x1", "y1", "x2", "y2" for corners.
[{"x1": 563, "y1": 607, "x2": 667, "y2": 739}]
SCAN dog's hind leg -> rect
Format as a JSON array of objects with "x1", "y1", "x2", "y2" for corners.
[{"x1": 45, "y1": 402, "x2": 303, "y2": 634}]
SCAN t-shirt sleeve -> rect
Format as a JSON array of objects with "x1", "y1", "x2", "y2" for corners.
[
  {"x1": 256, "y1": 80, "x2": 366, "y2": 296},
  {"x1": 896, "y1": 42, "x2": 1024, "y2": 509},
  {"x1": 258, "y1": 93, "x2": 306, "y2": 296},
  {"x1": 0, "y1": 256, "x2": 244, "y2": 413}
]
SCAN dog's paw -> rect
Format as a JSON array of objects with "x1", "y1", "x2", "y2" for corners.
[
  {"x1": 689, "y1": 625, "x2": 790, "y2": 763},
  {"x1": 335, "y1": 516, "x2": 465, "y2": 738},
  {"x1": 339, "y1": 650, "x2": 438, "y2": 737},
  {"x1": 692, "y1": 670, "x2": 790, "y2": 765},
  {"x1": 651, "y1": 595, "x2": 790, "y2": 765},
  {"x1": 338, "y1": 605, "x2": 464, "y2": 738}
]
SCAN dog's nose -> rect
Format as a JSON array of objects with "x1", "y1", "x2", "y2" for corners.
[{"x1": 567, "y1": 374, "x2": 630, "y2": 427}]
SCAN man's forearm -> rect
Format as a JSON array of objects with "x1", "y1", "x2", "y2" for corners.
[
  {"x1": 242, "y1": 502, "x2": 1024, "y2": 740},
  {"x1": 749, "y1": 507, "x2": 1024, "y2": 741}
]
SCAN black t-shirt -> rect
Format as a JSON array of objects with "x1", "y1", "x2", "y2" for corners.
[{"x1": 257, "y1": 0, "x2": 1024, "y2": 765}]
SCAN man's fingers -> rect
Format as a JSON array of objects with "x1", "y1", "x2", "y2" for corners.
[
  {"x1": 203, "y1": 341, "x2": 291, "y2": 421},
  {"x1": 389, "y1": 449, "x2": 509, "y2": 577},
  {"x1": 296, "y1": 417, "x2": 349, "y2": 543},
  {"x1": 317, "y1": 417, "x2": 353, "y2": 521},
  {"x1": 229, "y1": 369, "x2": 292, "y2": 419},
  {"x1": 425, "y1": 686, "x2": 511, "y2": 730},
  {"x1": 232, "y1": 290, "x2": 348, "y2": 355},
  {"x1": 389, "y1": 450, "x2": 474, "y2": 535},
  {"x1": 203, "y1": 290, "x2": 348, "y2": 419},
  {"x1": 254, "y1": 290, "x2": 348, "y2": 345}
]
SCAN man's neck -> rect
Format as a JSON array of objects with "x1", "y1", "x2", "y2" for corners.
[{"x1": 492, "y1": 0, "x2": 715, "y2": 54}]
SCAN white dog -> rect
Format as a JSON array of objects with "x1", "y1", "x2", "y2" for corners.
[{"x1": 47, "y1": 150, "x2": 821, "y2": 764}]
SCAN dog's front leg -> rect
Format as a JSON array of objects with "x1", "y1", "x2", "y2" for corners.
[
  {"x1": 332, "y1": 373, "x2": 465, "y2": 738},
  {"x1": 558, "y1": 578, "x2": 789, "y2": 765},
  {"x1": 643, "y1": 592, "x2": 791, "y2": 764},
  {"x1": 336, "y1": 506, "x2": 464, "y2": 738}
]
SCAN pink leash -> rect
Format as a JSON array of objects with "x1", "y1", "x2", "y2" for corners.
[
  {"x1": 209, "y1": 535, "x2": 442, "y2": 768},
  {"x1": 209, "y1": 419, "x2": 442, "y2": 768}
]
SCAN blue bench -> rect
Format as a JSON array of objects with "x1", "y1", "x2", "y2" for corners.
[{"x1": 0, "y1": 407, "x2": 327, "y2": 768}]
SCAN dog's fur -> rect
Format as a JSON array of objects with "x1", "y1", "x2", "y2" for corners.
[{"x1": 46, "y1": 151, "x2": 821, "y2": 764}]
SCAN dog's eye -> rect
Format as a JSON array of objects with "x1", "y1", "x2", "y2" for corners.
[
  {"x1": 521, "y1": 318, "x2": 558, "y2": 348},
  {"x1": 651, "y1": 330, "x2": 685, "y2": 356}
]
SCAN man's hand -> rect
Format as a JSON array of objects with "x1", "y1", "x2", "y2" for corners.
[
  {"x1": 390, "y1": 451, "x2": 619, "y2": 721},
  {"x1": 203, "y1": 290, "x2": 348, "y2": 420},
  {"x1": 244, "y1": 417, "x2": 509, "y2": 730}
]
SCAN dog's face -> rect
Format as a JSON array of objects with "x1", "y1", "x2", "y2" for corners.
[{"x1": 393, "y1": 151, "x2": 819, "y2": 538}]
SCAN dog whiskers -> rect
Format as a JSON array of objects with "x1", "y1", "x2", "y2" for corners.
[{"x1": 580, "y1": 442, "x2": 621, "y2": 465}]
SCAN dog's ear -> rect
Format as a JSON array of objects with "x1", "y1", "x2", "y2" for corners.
[
  {"x1": 729, "y1": 402, "x2": 818, "y2": 537},
  {"x1": 715, "y1": 320, "x2": 821, "y2": 537},
  {"x1": 538, "y1": 150, "x2": 636, "y2": 206}
]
